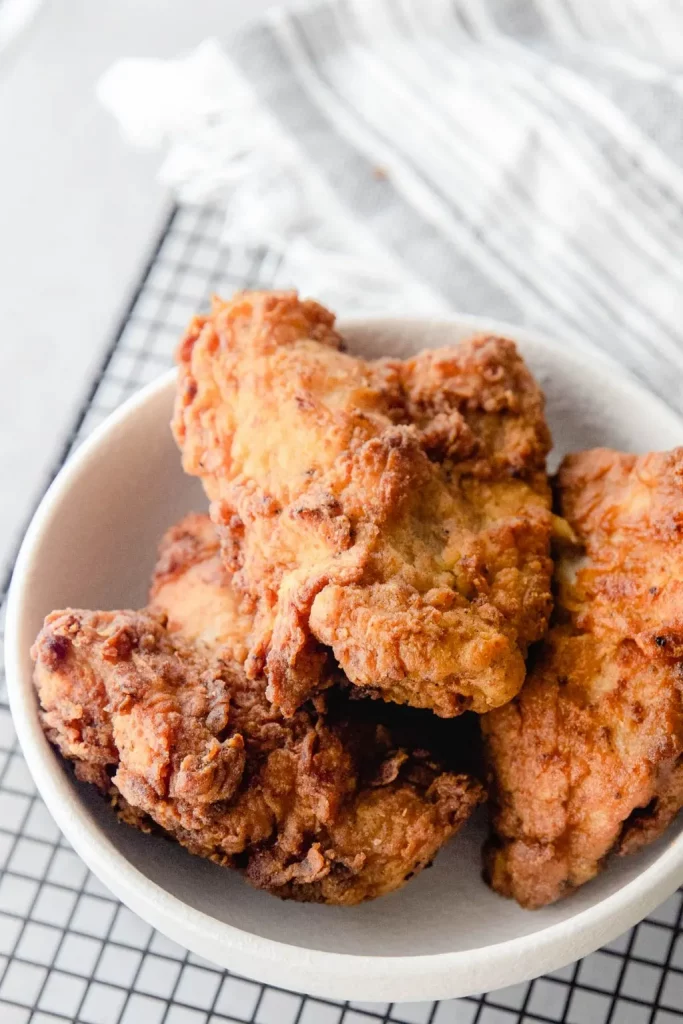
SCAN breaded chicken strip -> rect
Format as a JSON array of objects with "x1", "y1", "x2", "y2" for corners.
[
  {"x1": 32, "y1": 516, "x2": 483, "y2": 905},
  {"x1": 151, "y1": 512, "x2": 487, "y2": 774},
  {"x1": 149, "y1": 512, "x2": 255, "y2": 664},
  {"x1": 173, "y1": 291, "x2": 552, "y2": 717},
  {"x1": 483, "y1": 448, "x2": 683, "y2": 908}
]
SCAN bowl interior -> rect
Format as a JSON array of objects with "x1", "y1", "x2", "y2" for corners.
[{"x1": 10, "y1": 317, "x2": 683, "y2": 961}]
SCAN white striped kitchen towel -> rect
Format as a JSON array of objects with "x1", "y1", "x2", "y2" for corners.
[{"x1": 98, "y1": 0, "x2": 683, "y2": 414}]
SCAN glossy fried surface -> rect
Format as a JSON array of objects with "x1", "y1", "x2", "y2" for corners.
[
  {"x1": 32, "y1": 516, "x2": 484, "y2": 905},
  {"x1": 483, "y1": 448, "x2": 683, "y2": 908},
  {"x1": 173, "y1": 290, "x2": 552, "y2": 717}
]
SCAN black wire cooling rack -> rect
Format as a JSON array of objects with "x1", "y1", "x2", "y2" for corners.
[{"x1": 1, "y1": 203, "x2": 682, "y2": 1024}]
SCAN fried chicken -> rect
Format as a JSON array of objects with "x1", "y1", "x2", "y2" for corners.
[
  {"x1": 149, "y1": 511, "x2": 254, "y2": 664},
  {"x1": 32, "y1": 514, "x2": 484, "y2": 905},
  {"x1": 483, "y1": 448, "x2": 683, "y2": 908},
  {"x1": 173, "y1": 290, "x2": 553, "y2": 717}
]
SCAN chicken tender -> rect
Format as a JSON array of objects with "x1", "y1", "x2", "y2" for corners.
[
  {"x1": 32, "y1": 516, "x2": 484, "y2": 905},
  {"x1": 173, "y1": 290, "x2": 552, "y2": 717},
  {"x1": 484, "y1": 448, "x2": 683, "y2": 908},
  {"x1": 149, "y1": 511, "x2": 255, "y2": 664}
]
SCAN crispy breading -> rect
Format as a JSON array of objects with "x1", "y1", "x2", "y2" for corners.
[
  {"x1": 32, "y1": 515, "x2": 484, "y2": 905},
  {"x1": 483, "y1": 448, "x2": 683, "y2": 908},
  {"x1": 558, "y1": 448, "x2": 683, "y2": 656},
  {"x1": 173, "y1": 291, "x2": 552, "y2": 717},
  {"x1": 149, "y1": 512, "x2": 255, "y2": 664}
]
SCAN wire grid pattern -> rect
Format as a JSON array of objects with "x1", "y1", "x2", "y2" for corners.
[{"x1": 1, "y1": 204, "x2": 683, "y2": 1024}]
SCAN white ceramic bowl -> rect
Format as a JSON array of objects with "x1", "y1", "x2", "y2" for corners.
[{"x1": 6, "y1": 316, "x2": 683, "y2": 1003}]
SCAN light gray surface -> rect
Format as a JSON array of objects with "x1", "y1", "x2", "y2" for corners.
[{"x1": 0, "y1": 0, "x2": 278, "y2": 578}]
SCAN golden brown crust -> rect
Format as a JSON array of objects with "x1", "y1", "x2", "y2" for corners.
[
  {"x1": 483, "y1": 447, "x2": 683, "y2": 908},
  {"x1": 33, "y1": 610, "x2": 248, "y2": 820},
  {"x1": 401, "y1": 336, "x2": 551, "y2": 478},
  {"x1": 173, "y1": 291, "x2": 553, "y2": 717},
  {"x1": 149, "y1": 512, "x2": 255, "y2": 664},
  {"x1": 559, "y1": 448, "x2": 683, "y2": 654},
  {"x1": 32, "y1": 515, "x2": 484, "y2": 905}
]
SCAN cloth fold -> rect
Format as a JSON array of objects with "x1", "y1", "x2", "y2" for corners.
[
  {"x1": 0, "y1": 0, "x2": 44, "y2": 56},
  {"x1": 98, "y1": 0, "x2": 683, "y2": 412}
]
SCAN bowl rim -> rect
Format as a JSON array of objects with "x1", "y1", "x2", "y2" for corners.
[{"x1": 6, "y1": 312, "x2": 683, "y2": 1002}]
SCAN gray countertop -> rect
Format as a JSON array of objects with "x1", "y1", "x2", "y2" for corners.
[{"x1": 0, "y1": 0, "x2": 279, "y2": 578}]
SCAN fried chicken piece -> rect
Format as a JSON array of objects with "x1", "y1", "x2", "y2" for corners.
[
  {"x1": 173, "y1": 290, "x2": 552, "y2": 717},
  {"x1": 558, "y1": 448, "x2": 683, "y2": 657},
  {"x1": 149, "y1": 512, "x2": 255, "y2": 664},
  {"x1": 32, "y1": 516, "x2": 484, "y2": 905},
  {"x1": 152, "y1": 513, "x2": 487, "y2": 775},
  {"x1": 483, "y1": 448, "x2": 683, "y2": 908}
]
